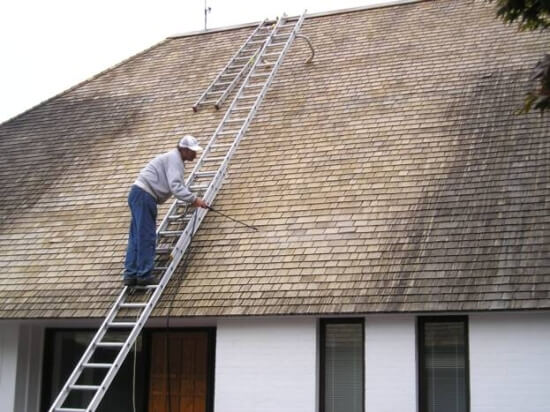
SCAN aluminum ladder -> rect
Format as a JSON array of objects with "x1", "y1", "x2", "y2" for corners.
[
  {"x1": 192, "y1": 19, "x2": 272, "y2": 112},
  {"x1": 48, "y1": 10, "x2": 308, "y2": 412}
]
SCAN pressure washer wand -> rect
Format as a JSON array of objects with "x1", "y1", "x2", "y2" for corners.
[{"x1": 206, "y1": 206, "x2": 258, "y2": 231}]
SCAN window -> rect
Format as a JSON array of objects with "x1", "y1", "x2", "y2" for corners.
[
  {"x1": 41, "y1": 329, "x2": 147, "y2": 412},
  {"x1": 418, "y1": 317, "x2": 470, "y2": 412},
  {"x1": 320, "y1": 319, "x2": 364, "y2": 412},
  {"x1": 41, "y1": 329, "x2": 215, "y2": 412}
]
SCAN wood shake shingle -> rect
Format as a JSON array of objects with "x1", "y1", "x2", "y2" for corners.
[{"x1": 0, "y1": 0, "x2": 549, "y2": 318}]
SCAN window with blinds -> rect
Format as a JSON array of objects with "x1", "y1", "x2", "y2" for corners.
[
  {"x1": 320, "y1": 319, "x2": 364, "y2": 412},
  {"x1": 418, "y1": 317, "x2": 470, "y2": 412}
]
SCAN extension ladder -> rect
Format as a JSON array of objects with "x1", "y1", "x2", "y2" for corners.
[{"x1": 49, "y1": 10, "x2": 308, "y2": 412}]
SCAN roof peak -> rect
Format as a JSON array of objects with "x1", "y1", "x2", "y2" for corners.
[{"x1": 168, "y1": 0, "x2": 423, "y2": 39}]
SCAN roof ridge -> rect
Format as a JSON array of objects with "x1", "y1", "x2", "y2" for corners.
[{"x1": 168, "y1": 0, "x2": 425, "y2": 39}]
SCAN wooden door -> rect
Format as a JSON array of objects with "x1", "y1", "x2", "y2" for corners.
[{"x1": 148, "y1": 331, "x2": 209, "y2": 412}]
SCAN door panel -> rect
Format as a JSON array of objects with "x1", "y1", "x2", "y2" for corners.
[{"x1": 149, "y1": 331, "x2": 209, "y2": 412}]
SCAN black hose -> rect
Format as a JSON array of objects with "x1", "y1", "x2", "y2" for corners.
[{"x1": 207, "y1": 206, "x2": 258, "y2": 231}]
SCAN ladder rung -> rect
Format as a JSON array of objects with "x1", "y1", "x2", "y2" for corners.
[
  {"x1": 212, "y1": 81, "x2": 232, "y2": 87},
  {"x1": 255, "y1": 64, "x2": 273, "y2": 69},
  {"x1": 152, "y1": 266, "x2": 168, "y2": 272},
  {"x1": 202, "y1": 156, "x2": 225, "y2": 162},
  {"x1": 135, "y1": 284, "x2": 158, "y2": 290},
  {"x1": 55, "y1": 408, "x2": 87, "y2": 412},
  {"x1": 269, "y1": 42, "x2": 287, "y2": 47},
  {"x1": 245, "y1": 83, "x2": 265, "y2": 89},
  {"x1": 83, "y1": 363, "x2": 113, "y2": 369},
  {"x1": 190, "y1": 184, "x2": 209, "y2": 191},
  {"x1": 250, "y1": 73, "x2": 269, "y2": 77},
  {"x1": 196, "y1": 171, "x2": 217, "y2": 178},
  {"x1": 159, "y1": 230, "x2": 184, "y2": 237},
  {"x1": 237, "y1": 95, "x2": 258, "y2": 100},
  {"x1": 156, "y1": 247, "x2": 172, "y2": 254},
  {"x1": 175, "y1": 200, "x2": 196, "y2": 206},
  {"x1": 167, "y1": 214, "x2": 191, "y2": 221},
  {"x1": 96, "y1": 342, "x2": 124, "y2": 348},
  {"x1": 263, "y1": 52, "x2": 281, "y2": 57},
  {"x1": 234, "y1": 56, "x2": 253, "y2": 61},
  {"x1": 108, "y1": 321, "x2": 136, "y2": 328},
  {"x1": 120, "y1": 302, "x2": 148, "y2": 308},
  {"x1": 238, "y1": 52, "x2": 258, "y2": 59},
  {"x1": 232, "y1": 105, "x2": 252, "y2": 111},
  {"x1": 69, "y1": 385, "x2": 101, "y2": 391}
]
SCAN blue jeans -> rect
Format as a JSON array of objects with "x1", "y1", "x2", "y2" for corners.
[{"x1": 124, "y1": 185, "x2": 157, "y2": 280}]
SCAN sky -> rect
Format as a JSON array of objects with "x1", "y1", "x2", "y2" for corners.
[{"x1": 0, "y1": 0, "x2": 388, "y2": 124}]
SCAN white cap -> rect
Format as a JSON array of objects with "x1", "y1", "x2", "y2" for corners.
[{"x1": 178, "y1": 135, "x2": 203, "y2": 152}]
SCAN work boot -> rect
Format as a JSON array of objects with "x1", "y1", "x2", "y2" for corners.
[
  {"x1": 136, "y1": 276, "x2": 156, "y2": 286},
  {"x1": 123, "y1": 277, "x2": 137, "y2": 287}
]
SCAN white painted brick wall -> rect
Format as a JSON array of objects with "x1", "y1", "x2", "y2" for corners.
[
  {"x1": 470, "y1": 312, "x2": 550, "y2": 412},
  {"x1": 214, "y1": 317, "x2": 317, "y2": 412},
  {"x1": 365, "y1": 315, "x2": 417, "y2": 412}
]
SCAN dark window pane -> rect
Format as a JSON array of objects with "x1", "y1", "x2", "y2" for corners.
[
  {"x1": 323, "y1": 322, "x2": 363, "y2": 412},
  {"x1": 421, "y1": 320, "x2": 468, "y2": 412},
  {"x1": 42, "y1": 330, "x2": 146, "y2": 412}
]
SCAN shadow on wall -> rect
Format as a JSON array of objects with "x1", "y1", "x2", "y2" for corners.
[
  {"x1": 0, "y1": 94, "x2": 145, "y2": 228},
  {"x1": 377, "y1": 66, "x2": 550, "y2": 300}
]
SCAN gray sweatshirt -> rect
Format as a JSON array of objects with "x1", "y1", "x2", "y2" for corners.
[{"x1": 134, "y1": 149, "x2": 196, "y2": 204}]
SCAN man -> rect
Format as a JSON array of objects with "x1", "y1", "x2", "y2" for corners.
[{"x1": 123, "y1": 135, "x2": 208, "y2": 286}]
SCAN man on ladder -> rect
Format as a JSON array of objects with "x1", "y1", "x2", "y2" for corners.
[{"x1": 123, "y1": 135, "x2": 209, "y2": 287}]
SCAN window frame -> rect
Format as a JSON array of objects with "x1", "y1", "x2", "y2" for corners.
[
  {"x1": 417, "y1": 316, "x2": 471, "y2": 412},
  {"x1": 319, "y1": 318, "x2": 365, "y2": 412}
]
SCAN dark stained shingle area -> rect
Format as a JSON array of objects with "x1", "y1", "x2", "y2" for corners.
[{"x1": 0, "y1": 0, "x2": 549, "y2": 318}]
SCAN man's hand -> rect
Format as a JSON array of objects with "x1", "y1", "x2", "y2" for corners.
[{"x1": 192, "y1": 197, "x2": 209, "y2": 209}]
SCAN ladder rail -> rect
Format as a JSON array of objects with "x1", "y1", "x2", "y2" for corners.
[
  {"x1": 214, "y1": 47, "x2": 261, "y2": 110},
  {"x1": 192, "y1": 19, "x2": 268, "y2": 111},
  {"x1": 171, "y1": 12, "x2": 307, "y2": 260},
  {"x1": 47, "y1": 287, "x2": 130, "y2": 412},
  {"x1": 86, "y1": 305, "x2": 150, "y2": 411},
  {"x1": 49, "y1": 10, "x2": 308, "y2": 412},
  {"x1": 187, "y1": 16, "x2": 285, "y2": 182},
  {"x1": 158, "y1": 18, "x2": 285, "y2": 235}
]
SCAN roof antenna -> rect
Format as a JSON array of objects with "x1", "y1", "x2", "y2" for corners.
[{"x1": 204, "y1": 0, "x2": 212, "y2": 30}]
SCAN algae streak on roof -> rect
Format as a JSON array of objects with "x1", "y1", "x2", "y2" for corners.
[{"x1": 0, "y1": 0, "x2": 549, "y2": 319}]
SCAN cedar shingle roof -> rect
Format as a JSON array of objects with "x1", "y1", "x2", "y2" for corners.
[{"x1": 1, "y1": 0, "x2": 549, "y2": 318}]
